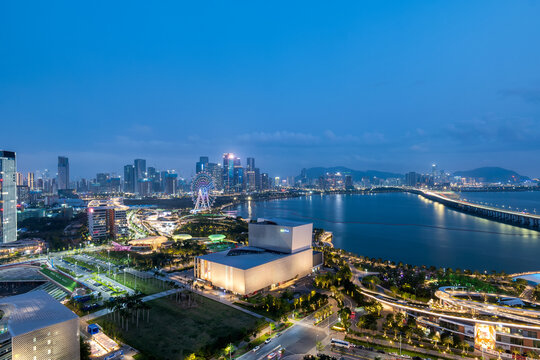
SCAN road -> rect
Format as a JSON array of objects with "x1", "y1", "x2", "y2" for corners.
[{"x1": 238, "y1": 313, "x2": 333, "y2": 360}]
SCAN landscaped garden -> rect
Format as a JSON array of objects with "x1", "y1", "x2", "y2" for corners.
[
  {"x1": 96, "y1": 294, "x2": 266, "y2": 359},
  {"x1": 111, "y1": 272, "x2": 173, "y2": 295},
  {"x1": 40, "y1": 267, "x2": 80, "y2": 292}
]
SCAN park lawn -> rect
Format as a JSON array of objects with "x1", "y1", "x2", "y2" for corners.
[
  {"x1": 40, "y1": 267, "x2": 79, "y2": 292},
  {"x1": 96, "y1": 294, "x2": 265, "y2": 359},
  {"x1": 110, "y1": 272, "x2": 171, "y2": 295}
]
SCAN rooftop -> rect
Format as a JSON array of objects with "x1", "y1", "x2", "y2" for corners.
[
  {"x1": 198, "y1": 247, "x2": 301, "y2": 270},
  {"x1": 253, "y1": 218, "x2": 311, "y2": 227},
  {"x1": 0, "y1": 290, "x2": 78, "y2": 336}
]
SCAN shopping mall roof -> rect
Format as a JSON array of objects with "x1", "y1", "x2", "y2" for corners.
[{"x1": 0, "y1": 290, "x2": 78, "y2": 337}]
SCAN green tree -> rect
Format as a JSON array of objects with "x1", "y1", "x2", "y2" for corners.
[{"x1": 80, "y1": 336, "x2": 91, "y2": 360}]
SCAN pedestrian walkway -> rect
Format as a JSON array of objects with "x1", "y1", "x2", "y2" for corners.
[
  {"x1": 82, "y1": 288, "x2": 182, "y2": 322},
  {"x1": 167, "y1": 273, "x2": 274, "y2": 322}
]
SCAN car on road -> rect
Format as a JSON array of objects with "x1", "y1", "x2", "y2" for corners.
[
  {"x1": 253, "y1": 346, "x2": 260, "y2": 352},
  {"x1": 264, "y1": 338, "x2": 271, "y2": 344}
]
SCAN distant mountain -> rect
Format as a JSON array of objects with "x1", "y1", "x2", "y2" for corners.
[
  {"x1": 298, "y1": 166, "x2": 402, "y2": 180},
  {"x1": 453, "y1": 167, "x2": 529, "y2": 183}
]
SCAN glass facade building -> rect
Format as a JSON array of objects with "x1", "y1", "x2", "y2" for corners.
[{"x1": 0, "y1": 151, "x2": 17, "y2": 244}]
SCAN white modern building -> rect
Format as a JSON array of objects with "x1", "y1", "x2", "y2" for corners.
[
  {"x1": 88, "y1": 199, "x2": 129, "y2": 240},
  {"x1": 0, "y1": 290, "x2": 80, "y2": 360},
  {"x1": 0, "y1": 151, "x2": 17, "y2": 244},
  {"x1": 195, "y1": 219, "x2": 317, "y2": 295}
]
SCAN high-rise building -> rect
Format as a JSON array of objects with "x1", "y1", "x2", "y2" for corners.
[
  {"x1": 261, "y1": 173, "x2": 270, "y2": 190},
  {"x1": 405, "y1": 172, "x2": 420, "y2": 187},
  {"x1": 87, "y1": 199, "x2": 129, "y2": 240},
  {"x1": 163, "y1": 171, "x2": 178, "y2": 195},
  {"x1": 233, "y1": 157, "x2": 244, "y2": 191},
  {"x1": 345, "y1": 175, "x2": 354, "y2": 190},
  {"x1": 0, "y1": 151, "x2": 17, "y2": 244},
  {"x1": 246, "y1": 157, "x2": 255, "y2": 171},
  {"x1": 134, "y1": 159, "x2": 146, "y2": 193},
  {"x1": 123, "y1": 164, "x2": 135, "y2": 193},
  {"x1": 57, "y1": 156, "x2": 69, "y2": 190},
  {"x1": 207, "y1": 163, "x2": 222, "y2": 191},
  {"x1": 147, "y1": 166, "x2": 160, "y2": 193},
  {"x1": 17, "y1": 185, "x2": 30, "y2": 204},
  {"x1": 26, "y1": 172, "x2": 34, "y2": 190},
  {"x1": 254, "y1": 168, "x2": 261, "y2": 190},
  {"x1": 0, "y1": 290, "x2": 80, "y2": 360},
  {"x1": 222, "y1": 153, "x2": 235, "y2": 192},
  {"x1": 246, "y1": 170, "x2": 256, "y2": 191},
  {"x1": 16, "y1": 172, "x2": 24, "y2": 186},
  {"x1": 196, "y1": 156, "x2": 209, "y2": 174}
]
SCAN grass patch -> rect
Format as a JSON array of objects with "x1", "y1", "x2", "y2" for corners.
[
  {"x1": 110, "y1": 272, "x2": 172, "y2": 295},
  {"x1": 40, "y1": 267, "x2": 79, "y2": 292},
  {"x1": 96, "y1": 294, "x2": 265, "y2": 359}
]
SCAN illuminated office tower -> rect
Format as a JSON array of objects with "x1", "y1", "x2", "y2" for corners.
[
  {"x1": 57, "y1": 156, "x2": 69, "y2": 190},
  {"x1": 0, "y1": 151, "x2": 17, "y2": 243},
  {"x1": 196, "y1": 156, "x2": 209, "y2": 174},
  {"x1": 222, "y1": 153, "x2": 235, "y2": 192}
]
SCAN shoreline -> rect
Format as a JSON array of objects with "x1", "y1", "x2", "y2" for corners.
[{"x1": 228, "y1": 191, "x2": 540, "y2": 274}]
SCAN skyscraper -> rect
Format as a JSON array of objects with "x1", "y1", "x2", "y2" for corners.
[
  {"x1": 0, "y1": 151, "x2": 17, "y2": 243},
  {"x1": 207, "y1": 162, "x2": 222, "y2": 190},
  {"x1": 57, "y1": 156, "x2": 69, "y2": 190},
  {"x1": 246, "y1": 157, "x2": 255, "y2": 171},
  {"x1": 196, "y1": 156, "x2": 209, "y2": 174},
  {"x1": 233, "y1": 157, "x2": 244, "y2": 191},
  {"x1": 123, "y1": 164, "x2": 135, "y2": 193},
  {"x1": 16, "y1": 172, "x2": 24, "y2": 186},
  {"x1": 222, "y1": 153, "x2": 235, "y2": 192},
  {"x1": 163, "y1": 171, "x2": 178, "y2": 195},
  {"x1": 134, "y1": 159, "x2": 146, "y2": 194},
  {"x1": 26, "y1": 172, "x2": 34, "y2": 190}
]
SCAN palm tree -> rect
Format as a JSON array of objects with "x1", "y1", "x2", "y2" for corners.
[
  {"x1": 495, "y1": 346, "x2": 504, "y2": 359},
  {"x1": 442, "y1": 336, "x2": 454, "y2": 351},
  {"x1": 432, "y1": 333, "x2": 441, "y2": 349},
  {"x1": 459, "y1": 340, "x2": 470, "y2": 355},
  {"x1": 405, "y1": 328, "x2": 414, "y2": 344}
]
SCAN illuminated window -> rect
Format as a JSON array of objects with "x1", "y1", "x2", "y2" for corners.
[
  {"x1": 47, "y1": 339, "x2": 51, "y2": 345},
  {"x1": 48, "y1": 349, "x2": 51, "y2": 354},
  {"x1": 33, "y1": 346, "x2": 36, "y2": 351}
]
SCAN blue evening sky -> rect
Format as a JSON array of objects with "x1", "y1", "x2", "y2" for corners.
[{"x1": 1, "y1": 1, "x2": 540, "y2": 179}]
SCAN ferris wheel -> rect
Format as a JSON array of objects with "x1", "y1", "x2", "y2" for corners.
[{"x1": 191, "y1": 172, "x2": 215, "y2": 212}]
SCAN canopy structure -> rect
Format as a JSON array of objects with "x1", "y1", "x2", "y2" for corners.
[
  {"x1": 173, "y1": 234, "x2": 193, "y2": 241},
  {"x1": 208, "y1": 234, "x2": 226, "y2": 242}
]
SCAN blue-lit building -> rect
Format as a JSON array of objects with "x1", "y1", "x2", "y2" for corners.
[{"x1": 0, "y1": 151, "x2": 17, "y2": 244}]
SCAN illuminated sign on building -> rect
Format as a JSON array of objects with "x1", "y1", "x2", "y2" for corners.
[
  {"x1": 475, "y1": 324, "x2": 496, "y2": 350},
  {"x1": 280, "y1": 228, "x2": 290, "y2": 233}
]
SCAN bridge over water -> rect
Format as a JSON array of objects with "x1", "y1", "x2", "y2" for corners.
[{"x1": 411, "y1": 188, "x2": 540, "y2": 229}]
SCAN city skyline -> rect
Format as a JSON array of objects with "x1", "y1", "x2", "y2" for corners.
[{"x1": 2, "y1": 1, "x2": 540, "y2": 177}]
